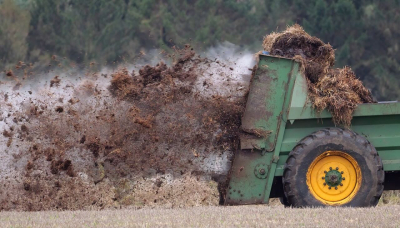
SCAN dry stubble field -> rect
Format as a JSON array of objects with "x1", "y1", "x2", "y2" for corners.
[{"x1": 2, "y1": 205, "x2": 400, "y2": 228}]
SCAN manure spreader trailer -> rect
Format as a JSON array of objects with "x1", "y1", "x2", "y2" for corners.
[{"x1": 226, "y1": 54, "x2": 400, "y2": 207}]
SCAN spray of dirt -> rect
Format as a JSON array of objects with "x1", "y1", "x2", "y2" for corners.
[{"x1": 0, "y1": 44, "x2": 254, "y2": 211}]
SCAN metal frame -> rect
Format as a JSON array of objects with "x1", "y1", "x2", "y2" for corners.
[{"x1": 225, "y1": 54, "x2": 400, "y2": 205}]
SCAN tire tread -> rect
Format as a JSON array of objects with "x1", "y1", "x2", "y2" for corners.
[{"x1": 282, "y1": 128, "x2": 384, "y2": 207}]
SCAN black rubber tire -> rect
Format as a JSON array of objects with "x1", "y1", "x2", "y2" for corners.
[
  {"x1": 279, "y1": 195, "x2": 291, "y2": 207},
  {"x1": 282, "y1": 128, "x2": 384, "y2": 207}
]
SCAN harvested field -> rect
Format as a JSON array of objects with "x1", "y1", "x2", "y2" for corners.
[{"x1": 2, "y1": 205, "x2": 400, "y2": 227}]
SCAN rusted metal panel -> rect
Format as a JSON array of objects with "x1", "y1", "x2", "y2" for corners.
[
  {"x1": 241, "y1": 56, "x2": 297, "y2": 151},
  {"x1": 226, "y1": 55, "x2": 300, "y2": 205}
]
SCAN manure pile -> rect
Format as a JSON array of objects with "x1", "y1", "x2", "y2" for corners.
[
  {"x1": 263, "y1": 24, "x2": 374, "y2": 126},
  {"x1": 0, "y1": 45, "x2": 253, "y2": 211}
]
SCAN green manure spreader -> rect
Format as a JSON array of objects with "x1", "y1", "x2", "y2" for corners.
[{"x1": 226, "y1": 54, "x2": 400, "y2": 207}]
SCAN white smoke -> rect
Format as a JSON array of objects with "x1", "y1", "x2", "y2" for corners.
[{"x1": 194, "y1": 41, "x2": 255, "y2": 99}]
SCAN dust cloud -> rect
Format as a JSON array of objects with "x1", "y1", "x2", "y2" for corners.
[{"x1": 0, "y1": 43, "x2": 255, "y2": 210}]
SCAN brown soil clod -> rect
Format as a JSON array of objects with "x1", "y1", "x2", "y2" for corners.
[
  {"x1": 21, "y1": 124, "x2": 29, "y2": 133},
  {"x1": 26, "y1": 160, "x2": 34, "y2": 170},
  {"x1": 80, "y1": 135, "x2": 86, "y2": 144},
  {"x1": 45, "y1": 148, "x2": 55, "y2": 161},
  {"x1": 50, "y1": 160, "x2": 59, "y2": 174},
  {"x1": 6, "y1": 138, "x2": 12, "y2": 147},
  {"x1": 50, "y1": 159, "x2": 74, "y2": 175},
  {"x1": 66, "y1": 165, "x2": 75, "y2": 177},
  {"x1": 134, "y1": 115, "x2": 154, "y2": 128},
  {"x1": 139, "y1": 62, "x2": 167, "y2": 85},
  {"x1": 3, "y1": 130, "x2": 12, "y2": 138},
  {"x1": 109, "y1": 68, "x2": 143, "y2": 100},
  {"x1": 55, "y1": 106, "x2": 64, "y2": 113},
  {"x1": 6, "y1": 70, "x2": 14, "y2": 77},
  {"x1": 50, "y1": 76, "x2": 61, "y2": 87},
  {"x1": 23, "y1": 181, "x2": 31, "y2": 191},
  {"x1": 87, "y1": 142, "x2": 100, "y2": 157}
]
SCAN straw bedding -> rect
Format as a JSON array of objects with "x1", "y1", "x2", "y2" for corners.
[{"x1": 263, "y1": 24, "x2": 374, "y2": 126}]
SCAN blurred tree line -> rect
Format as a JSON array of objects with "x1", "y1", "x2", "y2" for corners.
[{"x1": 0, "y1": 0, "x2": 399, "y2": 100}]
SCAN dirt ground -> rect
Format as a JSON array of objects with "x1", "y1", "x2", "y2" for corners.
[
  {"x1": 0, "y1": 46, "x2": 254, "y2": 211},
  {"x1": 2, "y1": 205, "x2": 400, "y2": 227}
]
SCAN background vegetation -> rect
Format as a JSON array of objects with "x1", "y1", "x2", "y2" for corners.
[{"x1": 0, "y1": 0, "x2": 399, "y2": 100}]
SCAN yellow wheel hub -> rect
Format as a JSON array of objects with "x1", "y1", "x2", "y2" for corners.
[{"x1": 306, "y1": 151, "x2": 362, "y2": 205}]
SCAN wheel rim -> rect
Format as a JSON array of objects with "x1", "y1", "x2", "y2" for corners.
[{"x1": 306, "y1": 151, "x2": 362, "y2": 205}]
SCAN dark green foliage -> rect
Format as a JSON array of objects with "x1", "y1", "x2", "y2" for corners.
[
  {"x1": 0, "y1": 0, "x2": 399, "y2": 100},
  {"x1": 0, "y1": 0, "x2": 30, "y2": 69}
]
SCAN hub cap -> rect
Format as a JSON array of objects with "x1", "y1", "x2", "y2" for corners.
[
  {"x1": 325, "y1": 170, "x2": 342, "y2": 187},
  {"x1": 306, "y1": 151, "x2": 362, "y2": 205}
]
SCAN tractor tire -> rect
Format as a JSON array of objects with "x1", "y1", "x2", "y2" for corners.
[
  {"x1": 279, "y1": 195, "x2": 291, "y2": 207},
  {"x1": 282, "y1": 128, "x2": 384, "y2": 207}
]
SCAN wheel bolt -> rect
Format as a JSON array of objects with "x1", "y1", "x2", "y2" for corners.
[
  {"x1": 340, "y1": 183, "x2": 343, "y2": 186},
  {"x1": 341, "y1": 171, "x2": 344, "y2": 174},
  {"x1": 336, "y1": 167, "x2": 339, "y2": 170},
  {"x1": 329, "y1": 167, "x2": 332, "y2": 170},
  {"x1": 323, "y1": 183, "x2": 326, "y2": 186},
  {"x1": 322, "y1": 177, "x2": 325, "y2": 180},
  {"x1": 329, "y1": 187, "x2": 331, "y2": 189},
  {"x1": 343, "y1": 177, "x2": 345, "y2": 180},
  {"x1": 324, "y1": 171, "x2": 327, "y2": 174},
  {"x1": 335, "y1": 187, "x2": 338, "y2": 190}
]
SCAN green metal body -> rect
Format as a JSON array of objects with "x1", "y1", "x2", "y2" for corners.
[{"x1": 225, "y1": 54, "x2": 400, "y2": 205}]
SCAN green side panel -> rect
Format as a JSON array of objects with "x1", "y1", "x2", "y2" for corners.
[
  {"x1": 289, "y1": 102, "x2": 400, "y2": 120},
  {"x1": 289, "y1": 69, "x2": 308, "y2": 114},
  {"x1": 226, "y1": 55, "x2": 299, "y2": 205},
  {"x1": 275, "y1": 155, "x2": 288, "y2": 176},
  {"x1": 226, "y1": 151, "x2": 273, "y2": 204},
  {"x1": 241, "y1": 56, "x2": 296, "y2": 151},
  {"x1": 380, "y1": 151, "x2": 400, "y2": 171}
]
